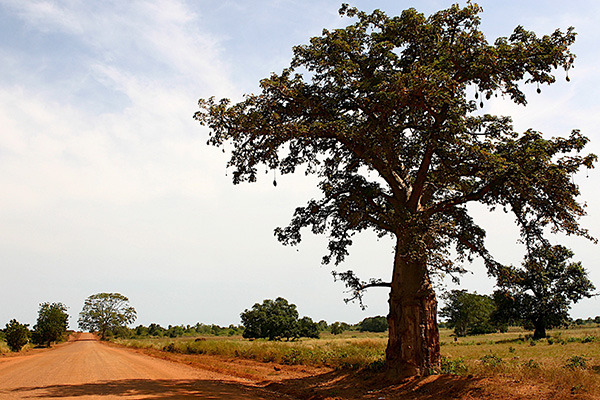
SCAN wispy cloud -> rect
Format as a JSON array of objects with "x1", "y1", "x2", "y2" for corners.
[{"x1": 0, "y1": 0, "x2": 234, "y2": 209}]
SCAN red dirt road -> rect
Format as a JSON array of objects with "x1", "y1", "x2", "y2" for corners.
[{"x1": 0, "y1": 333, "x2": 284, "y2": 399}]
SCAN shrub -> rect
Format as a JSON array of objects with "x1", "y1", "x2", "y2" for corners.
[
  {"x1": 564, "y1": 355, "x2": 588, "y2": 370},
  {"x1": 162, "y1": 342, "x2": 178, "y2": 353},
  {"x1": 480, "y1": 354, "x2": 503, "y2": 368},
  {"x1": 5, "y1": 319, "x2": 29, "y2": 352},
  {"x1": 441, "y1": 356, "x2": 468, "y2": 375},
  {"x1": 523, "y1": 359, "x2": 540, "y2": 369}
]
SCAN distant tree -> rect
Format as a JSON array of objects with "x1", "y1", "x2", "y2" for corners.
[
  {"x1": 493, "y1": 244, "x2": 595, "y2": 339},
  {"x1": 298, "y1": 316, "x2": 320, "y2": 338},
  {"x1": 440, "y1": 290, "x2": 495, "y2": 337},
  {"x1": 317, "y1": 320, "x2": 328, "y2": 332},
  {"x1": 31, "y1": 302, "x2": 69, "y2": 347},
  {"x1": 5, "y1": 319, "x2": 29, "y2": 352},
  {"x1": 330, "y1": 322, "x2": 344, "y2": 335},
  {"x1": 135, "y1": 325, "x2": 149, "y2": 337},
  {"x1": 227, "y1": 324, "x2": 242, "y2": 336},
  {"x1": 241, "y1": 297, "x2": 299, "y2": 340},
  {"x1": 111, "y1": 326, "x2": 133, "y2": 339},
  {"x1": 359, "y1": 316, "x2": 388, "y2": 333},
  {"x1": 148, "y1": 323, "x2": 166, "y2": 337},
  {"x1": 195, "y1": 2, "x2": 593, "y2": 378},
  {"x1": 78, "y1": 293, "x2": 137, "y2": 340},
  {"x1": 167, "y1": 325, "x2": 185, "y2": 338}
]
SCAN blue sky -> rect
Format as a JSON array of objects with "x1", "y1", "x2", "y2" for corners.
[{"x1": 1, "y1": 0, "x2": 599, "y2": 329}]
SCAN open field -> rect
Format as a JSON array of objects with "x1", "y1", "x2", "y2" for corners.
[
  {"x1": 113, "y1": 326, "x2": 600, "y2": 398},
  {"x1": 2, "y1": 328, "x2": 599, "y2": 399}
]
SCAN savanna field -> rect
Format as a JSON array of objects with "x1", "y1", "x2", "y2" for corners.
[
  {"x1": 2, "y1": 325, "x2": 600, "y2": 399},
  {"x1": 98, "y1": 326, "x2": 600, "y2": 398}
]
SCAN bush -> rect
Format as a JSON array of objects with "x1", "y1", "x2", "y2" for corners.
[
  {"x1": 5, "y1": 319, "x2": 29, "y2": 352},
  {"x1": 440, "y1": 356, "x2": 468, "y2": 375},
  {"x1": 523, "y1": 359, "x2": 540, "y2": 369},
  {"x1": 564, "y1": 355, "x2": 588, "y2": 370},
  {"x1": 480, "y1": 353, "x2": 502, "y2": 368}
]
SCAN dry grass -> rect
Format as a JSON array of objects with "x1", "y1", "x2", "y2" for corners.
[
  {"x1": 441, "y1": 326, "x2": 600, "y2": 396},
  {"x1": 0, "y1": 341, "x2": 9, "y2": 353},
  {"x1": 115, "y1": 326, "x2": 600, "y2": 396},
  {"x1": 116, "y1": 333, "x2": 386, "y2": 369},
  {"x1": 0, "y1": 341, "x2": 36, "y2": 354}
]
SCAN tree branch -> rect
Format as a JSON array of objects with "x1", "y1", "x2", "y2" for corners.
[
  {"x1": 426, "y1": 180, "x2": 497, "y2": 216},
  {"x1": 332, "y1": 270, "x2": 391, "y2": 310},
  {"x1": 407, "y1": 145, "x2": 434, "y2": 211}
]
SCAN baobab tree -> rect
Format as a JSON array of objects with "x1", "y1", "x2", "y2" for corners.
[{"x1": 195, "y1": 4, "x2": 595, "y2": 378}]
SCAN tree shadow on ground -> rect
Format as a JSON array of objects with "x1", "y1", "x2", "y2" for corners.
[
  {"x1": 9, "y1": 378, "x2": 283, "y2": 399},
  {"x1": 267, "y1": 369, "x2": 486, "y2": 400}
]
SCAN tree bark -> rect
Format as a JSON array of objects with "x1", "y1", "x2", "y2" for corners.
[
  {"x1": 533, "y1": 319, "x2": 547, "y2": 339},
  {"x1": 385, "y1": 236, "x2": 440, "y2": 379}
]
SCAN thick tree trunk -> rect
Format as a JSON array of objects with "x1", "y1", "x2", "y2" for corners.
[
  {"x1": 385, "y1": 237, "x2": 440, "y2": 379},
  {"x1": 533, "y1": 319, "x2": 547, "y2": 339}
]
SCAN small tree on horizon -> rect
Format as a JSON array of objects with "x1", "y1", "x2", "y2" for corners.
[
  {"x1": 78, "y1": 293, "x2": 137, "y2": 340},
  {"x1": 329, "y1": 322, "x2": 345, "y2": 335},
  {"x1": 492, "y1": 243, "x2": 595, "y2": 339},
  {"x1": 240, "y1": 297, "x2": 305, "y2": 340},
  {"x1": 298, "y1": 316, "x2": 320, "y2": 338}
]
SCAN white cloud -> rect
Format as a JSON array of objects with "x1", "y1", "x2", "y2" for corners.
[{"x1": 1, "y1": 0, "x2": 599, "y2": 327}]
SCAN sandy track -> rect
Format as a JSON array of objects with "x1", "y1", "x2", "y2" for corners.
[{"x1": 0, "y1": 333, "x2": 284, "y2": 399}]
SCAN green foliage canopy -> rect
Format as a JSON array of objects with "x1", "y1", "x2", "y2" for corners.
[
  {"x1": 78, "y1": 293, "x2": 137, "y2": 340},
  {"x1": 330, "y1": 322, "x2": 344, "y2": 335},
  {"x1": 440, "y1": 290, "x2": 496, "y2": 336},
  {"x1": 240, "y1": 297, "x2": 318, "y2": 340},
  {"x1": 195, "y1": 4, "x2": 594, "y2": 280},
  {"x1": 359, "y1": 316, "x2": 388, "y2": 332},
  {"x1": 31, "y1": 302, "x2": 69, "y2": 347},
  {"x1": 5, "y1": 319, "x2": 29, "y2": 352},
  {"x1": 493, "y1": 244, "x2": 595, "y2": 339}
]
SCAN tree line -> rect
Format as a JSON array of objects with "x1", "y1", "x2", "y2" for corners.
[
  {"x1": 111, "y1": 301, "x2": 388, "y2": 341},
  {"x1": 4, "y1": 287, "x2": 596, "y2": 354},
  {"x1": 1, "y1": 293, "x2": 389, "y2": 351},
  {"x1": 2, "y1": 302, "x2": 69, "y2": 352},
  {"x1": 1, "y1": 292, "x2": 136, "y2": 352}
]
